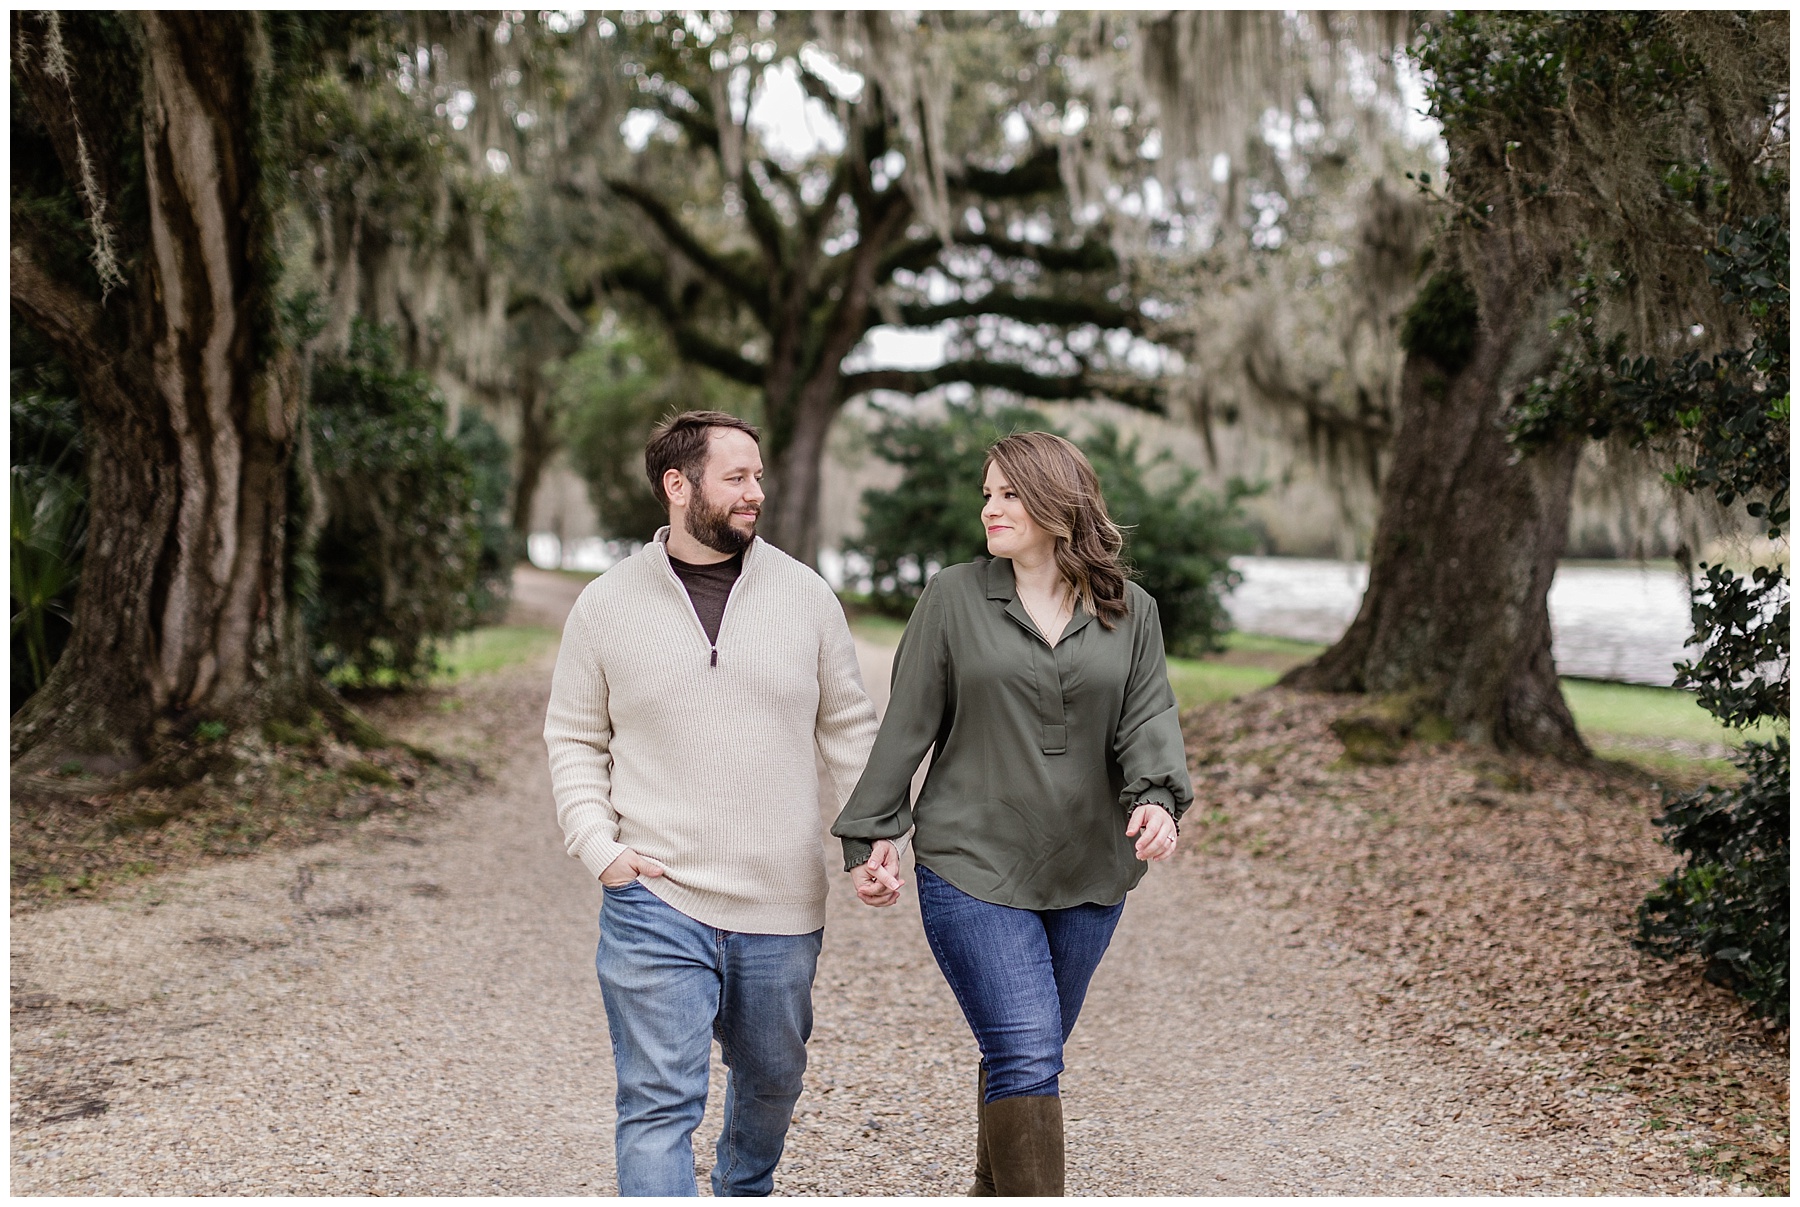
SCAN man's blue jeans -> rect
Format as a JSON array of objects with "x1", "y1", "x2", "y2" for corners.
[
  {"x1": 596, "y1": 880, "x2": 821, "y2": 1196},
  {"x1": 915, "y1": 864, "x2": 1125, "y2": 1102}
]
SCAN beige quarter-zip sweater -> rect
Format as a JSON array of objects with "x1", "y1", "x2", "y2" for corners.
[{"x1": 544, "y1": 529, "x2": 878, "y2": 934}]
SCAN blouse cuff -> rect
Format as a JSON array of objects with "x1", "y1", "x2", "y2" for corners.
[
  {"x1": 1120, "y1": 782, "x2": 1181, "y2": 818},
  {"x1": 840, "y1": 837, "x2": 875, "y2": 872}
]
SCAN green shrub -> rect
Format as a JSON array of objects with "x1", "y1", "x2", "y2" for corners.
[
  {"x1": 1080, "y1": 423, "x2": 1257, "y2": 657},
  {"x1": 10, "y1": 327, "x2": 86, "y2": 713},
  {"x1": 1638, "y1": 737, "x2": 1788, "y2": 1018},
  {"x1": 1399, "y1": 270, "x2": 1479, "y2": 373},
  {"x1": 852, "y1": 396, "x2": 1048, "y2": 612},
  {"x1": 556, "y1": 317, "x2": 761, "y2": 541},
  {"x1": 850, "y1": 396, "x2": 1254, "y2": 656},
  {"x1": 11, "y1": 465, "x2": 85, "y2": 711},
  {"x1": 1603, "y1": 219, "x2": 1790, "y2": 1022},
  {"x1": 454, "y1": 409, "x2": 519, "y2": 625},
  {"x1": 306, "y1": 322, "x2": 493, "y2": 688}
]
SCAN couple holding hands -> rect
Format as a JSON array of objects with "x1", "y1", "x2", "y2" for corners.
[{"x1": 545, "y1": 410, "x2": 1190, "y2": 1196}]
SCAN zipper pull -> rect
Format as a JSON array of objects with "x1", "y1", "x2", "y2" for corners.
[{"x1": 710, "y1": 647, "x2": 718, "y2": 668}]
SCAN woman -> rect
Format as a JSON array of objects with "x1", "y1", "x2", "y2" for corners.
[{"x1": 832, "y1": 431, "x2": 1191, "y2": 1196}]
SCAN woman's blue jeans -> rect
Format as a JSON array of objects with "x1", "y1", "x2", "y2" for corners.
[
  {"x1": 596, "y1": 880, "x2": 821, "y2": 1196},
  {"x1": 915, "y1": 864, "x2": 1125, "y2": 1102}
]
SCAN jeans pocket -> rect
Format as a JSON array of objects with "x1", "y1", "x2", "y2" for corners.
[{"x1": 601, "y1": 877, "x2": 643, "y2": 894}]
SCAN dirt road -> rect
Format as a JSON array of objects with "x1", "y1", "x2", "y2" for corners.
[{"x1": 11, "y1": 567, "x2": 1707, "y2": 1194}]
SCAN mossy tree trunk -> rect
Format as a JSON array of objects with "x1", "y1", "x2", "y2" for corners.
[
  {"x1": 10, "y1": 13, "x2": 321, "y2": 773},
  {"x1": 1282, "y1": 225, "x2": 1587, "y2": 758},
  {"x1": 504, "y1": 296, "x2": 585, "y2": 543}
]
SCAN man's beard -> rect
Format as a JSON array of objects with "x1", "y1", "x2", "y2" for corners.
[{"x1": 685, "y1": 489, "x2": 756, "y2": 555}]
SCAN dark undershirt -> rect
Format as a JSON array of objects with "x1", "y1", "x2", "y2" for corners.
[{"x1": 668, "y1": 551, "x2": 743, "y2": 646}]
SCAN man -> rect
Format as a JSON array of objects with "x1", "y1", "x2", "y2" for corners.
[{"x1": 544, "y1": 410, "x2": 882, "y2": 1196}]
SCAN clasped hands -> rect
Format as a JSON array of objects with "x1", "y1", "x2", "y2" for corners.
[
  {"x1": 851, "y1": 840, "x2": 906, "y2": 907},
  {"x1": 851, "y1": 803, "x2": 1178, "y2": 908}
]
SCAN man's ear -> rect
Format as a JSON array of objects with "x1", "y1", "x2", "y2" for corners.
[{"x1": 663, "y1": 467, "x2": 689, "y2": 507}]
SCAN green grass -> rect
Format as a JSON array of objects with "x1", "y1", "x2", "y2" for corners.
[
  {"x1": 1214, "y1": 631, "x2": 1326, "y2": 659},
  {"x1": 431, "y1": 625, "x2": 559, "y2": 683},
  {"x1": 1166, "y1": 658, "x2": 1281, "y2": 708},
  {"x1": 1587, "y1": 745, "x2": 1741, "y2": 782},
  {"x1": 1560, "y1": 679, "x2": 1785, "y2": 746}
]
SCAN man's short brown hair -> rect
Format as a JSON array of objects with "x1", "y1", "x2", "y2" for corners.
[{"x1": 644, "y1": 410, "x2": 762, "y2": 507}]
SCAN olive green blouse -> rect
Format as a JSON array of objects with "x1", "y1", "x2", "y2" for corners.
[{"x1": 831, "y1": 557, "x2": 1193, "y2": 909}]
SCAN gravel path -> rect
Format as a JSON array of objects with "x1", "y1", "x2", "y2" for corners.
[{"x1": 12, "y1": 569, "x2": 1691, "y2": 1194}]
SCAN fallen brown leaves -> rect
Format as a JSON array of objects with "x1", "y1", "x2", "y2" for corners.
[
  {"x1": 10, "y1": 729, "x2": 462, "y2": 914},
  {"x1": 1181, "y1": 687, "x2": 1789, "y2": 1195}
]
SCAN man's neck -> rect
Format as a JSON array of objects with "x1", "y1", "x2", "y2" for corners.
[{"x1": 663, "y1": 515, "x2": 738, "y2": 565}]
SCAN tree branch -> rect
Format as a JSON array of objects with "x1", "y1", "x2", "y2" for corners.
[
  {"x1": 505, "y1": 287, "x2": 587, "y2": 335},
  {"x1": 842, "y1": 359, "x2": 1163, "y2": 410},
  {"x1": 796, "y1": 62, "x2": 842, "y2": 109},
  {"x1": 793, "y1": 191, "x2": 914, "y2": 393},
  {"x1": 10, "y1": 242, "x2": 103, "y2": 364},
  {"x1": 604, "y1": 178, "x2": 762, "y2": 307},
  {"x1": 874, "y1": 227, "x2": 1118, "y2": 283},
  {"x1": 599, "y1": 257, "x2": 765, "y2": 389},
  {"x1": 893, "y1": 290, "x2": 1144, "y2": 332},
  {"x1": 644, "y1": 92, "x2": 720, "y2": 155},
  {"x1": 640, "y1": 92, "x2": 786, "y2": 280},
  {"x1": 951, "y1": 145, "x2": 1063, "y2": 199},
  {"x1": 800, "y1": 158, "x2": 853, "y2": 248},
  {"x1": 740, "y1": 160, "x2": 789, "y2": 268},
  {"x1": 878, "y1": 235, "x2": 952, "y2": 280},
  {"x1": 668, "y1": 326, "x2": 767, "y2": 388},
  {"x1": 960, "y1": 231, "x2": 1119, "y2": 273}
]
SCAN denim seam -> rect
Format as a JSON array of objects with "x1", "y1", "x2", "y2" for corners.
[{"x1": 714, "y1": 929, "x2": 738, "y2": 1194}]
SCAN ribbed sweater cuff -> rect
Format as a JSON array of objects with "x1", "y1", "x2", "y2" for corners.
[
  {"x1": 575, "y1": 835, "x2": 630, "y2": 882},
  {"x1": 840, "y1": 838, "x2": 875, "y2": 872}
]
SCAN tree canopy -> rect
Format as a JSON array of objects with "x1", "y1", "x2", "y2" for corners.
[{"x1": 552, "y1": 12, "x2": 1182, "y2": 560}]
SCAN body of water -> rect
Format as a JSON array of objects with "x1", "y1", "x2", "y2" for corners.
[{"x1": 1226, "y1": 556, "x2": 1695, "y2": 687}]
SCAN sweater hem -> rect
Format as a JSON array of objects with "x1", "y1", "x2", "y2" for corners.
[{"x1": 642, "y1": 878, "x2": 827, "y2": 936}]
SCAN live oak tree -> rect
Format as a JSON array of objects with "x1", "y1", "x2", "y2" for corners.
[
  {"x1": 9, "y1": 13, "x2": 374, "y2": 770},
  {"x1": 12, "y1": 13, "x2": 287, "y2": 768},
  {"x1": 1282, "y1": 13, "x2": 1788, "y2": 754},
  {"x1": 1122, "y1": 9, "x2": 1586, "y2": 752},
  {"x1": 582, "y1": 12, "x2": 1172, "y2": 564}
]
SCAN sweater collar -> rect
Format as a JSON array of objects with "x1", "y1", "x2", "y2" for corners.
[{"x1": 653, "y1": 525, "x2": 763, "y2": 574}]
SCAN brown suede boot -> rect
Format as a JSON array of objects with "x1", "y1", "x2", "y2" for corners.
[
  {"x1": 968, "y1": 1064, "x2": 996, "y2": 1196},
  {"x1": 984, "y1": 1094, "x2": 1064, "y2": 1197}
]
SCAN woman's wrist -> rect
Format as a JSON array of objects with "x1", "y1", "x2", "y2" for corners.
[{"x1": 1137, "y1": 799, "x2": 1179, "y2": 832}]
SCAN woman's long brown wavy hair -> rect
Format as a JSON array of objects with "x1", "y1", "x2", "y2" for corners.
[{"x1": 984, "y1": 431, "x2": 1130, "y2": 628}]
